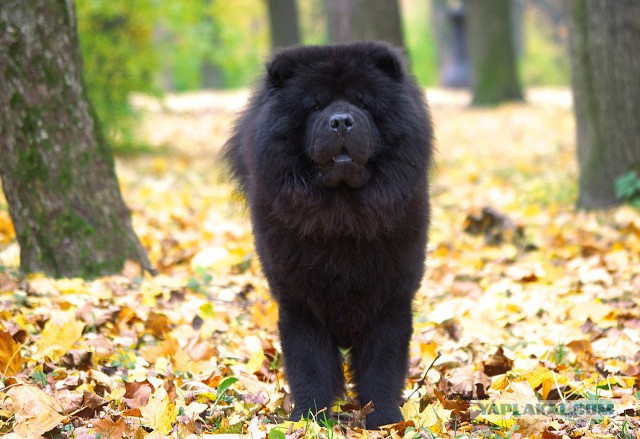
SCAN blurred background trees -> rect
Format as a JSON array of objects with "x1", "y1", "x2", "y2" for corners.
[
  {"x1": 267, "y1": 0, "x2": 301, "y2": 49},
  {"x1": 74, "y1": 0, "x2": 640, "y2": 210},
  {"x1": 1, "y1": 0, "x2": 637, "y2": 280},
  {"x1": 74, "y1": 0, "x2": 572, "y2": 150},
  {"x1": 465, "y1": 0, "x2": 523, "y2": 105},
  {"x1": 327, "y1": 0, "x2": 404, "y2": 47}
]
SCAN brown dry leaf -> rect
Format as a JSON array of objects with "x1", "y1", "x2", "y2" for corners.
[
  {"x1": 379, "y1": 419, "x2": 416, "y2": 436},
  {"x1": 53, "y1": 389, "x2": 107, "y2": 419},
  {"x1": 70, "y1": 390, "x2": 107, "y2": 416},
  {"x1": 349, "y1": 400, "x2": 375, "y2": 428},
  {"x1": 447, "y1": 365, "x2": 491, "y2": 399},
  {"x1": 145, "y1": 312, "x2": 171, "y2": 338},
  {"x1": 60, "y1": 349, "x2": 93, "y2": 369},
  {"x1": 6, "y1": 384, "x2": 66, "y2": 437},
  {"x1": 76, "y1": 303, "x2": 120, "y2": 327},
  {"x1": 93, "y1": 417, "x2": 130, "y2": 438},
  {"x1": 123, "y1": 380, "x2": 153, "y2": 409},
  {"x1": 434, "y1": 389, "x2": 469, "y2": 415},
  {"x1": 541, "y1": 426, "x2": 565, "y2": 439},
  {"x1": 481, "y1": 347, "x2": 514, "y2": 376},
  {"x1": 56, "y1": 389, "x2": 85, "y2": 413}
]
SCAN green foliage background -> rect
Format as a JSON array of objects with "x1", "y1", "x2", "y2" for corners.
[
  {"x1": 76, "y1": 0, "x2": 158, "y2": 150},
  {"x1": 76, "y1": 0, "x2": 270, "y2": 150},
  {"x1": 76, "y1": 0, "x2": 569, "y2": 151}
]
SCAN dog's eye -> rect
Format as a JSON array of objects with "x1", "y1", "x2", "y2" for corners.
[
  {"x1": 357, "y1": 96, "x2": 368, "y2": 110},
  {"x1": 310, "y1": 96, "x2": 323, "y2": 111}
]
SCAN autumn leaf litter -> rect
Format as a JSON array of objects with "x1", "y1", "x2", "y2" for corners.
[{"x1": 0, "y1": 88, "x2": 639, "y2": 438}]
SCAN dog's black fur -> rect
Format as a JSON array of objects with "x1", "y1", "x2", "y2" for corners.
[{"x1": 224, "y1": 42, "x2": 433, "y2": 429}]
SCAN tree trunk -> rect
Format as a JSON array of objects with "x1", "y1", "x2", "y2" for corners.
[
  {"x1": 0, "y1": 0, "x2": 155, "y2": 278},
  {"x1": 466, "y1": 0, "x2": 523, "y2": 106},
  {"x1": 201, "y1": 0, "x2": 223, "y2": 88},
  {"x1": 431, "y1": 1, "x2": 471, "y2": 88},
  {"x1": 267, "y1": 0, "x2": 301, "y2": 50},
  {"x1": 327, "y1": 0, "x2": 404, "y2": 48},
  {"x1": 567, "y1": 0, "x2": 640, "y2": 209},
  {"x1": 327, "y1": 0, "x2": 354, "y2": 43}
]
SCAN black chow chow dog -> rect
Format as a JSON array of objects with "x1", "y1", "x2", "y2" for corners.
[{"x1": 224, "y1": 42, "x2": 433, "y2": 429}]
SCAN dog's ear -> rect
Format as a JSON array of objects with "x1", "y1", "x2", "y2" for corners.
[
  {"x1": 367, "y1": 46, "x2": 404, "y2": 81},
  {"x1": 267, "y1": 54, "x2": 297, "y2": 88}
]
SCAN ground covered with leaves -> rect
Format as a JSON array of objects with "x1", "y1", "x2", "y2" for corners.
[{"x1": 1, "y1": 89, "x2": 639, "y2": 438}]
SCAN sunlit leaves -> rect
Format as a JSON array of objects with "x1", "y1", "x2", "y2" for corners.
[{"x1": 33, "y1": 315, "x2": 85, "y2": 361}]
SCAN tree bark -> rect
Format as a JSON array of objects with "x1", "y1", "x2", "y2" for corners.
[
  {"x1": 327, "y1": 0, "x2": 404, "y2": 48},
  {"x1": 267, "y1": 0, "x2": 301, "y2": 50},
  {"x1": 567, "y1": 0, "x2": 640, "y2": 209},
  {"x1": 466, "y1": 0, "x2": 523, "y2": 106},
  {"x1": 0, "y1": 0, "x2": 155, "y2": 278}
]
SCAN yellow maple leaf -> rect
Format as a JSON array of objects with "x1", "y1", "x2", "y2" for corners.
[
  {"x1": 402, "y1": 401, "x2": 451, "y2": 433},
  {"x1": 522, "y1": 365, "x2": 553, "y2": 393},
  {"x1": 140, "y1": 384, "x2": 177, "y2": 434},
  {"x1": 33, "y1": 315, "x2": 85, "y2": 361},
  {"x1": 245, "y1": 348, "x2": 265, "y2": 375}
]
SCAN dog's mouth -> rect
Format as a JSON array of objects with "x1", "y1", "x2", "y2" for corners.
[
  {"x1": 332, "y1": 152, "x2": 353, "y2": 165},
  {"x1": 319, "y1": 152, "x2": 371, "y2": 188}
]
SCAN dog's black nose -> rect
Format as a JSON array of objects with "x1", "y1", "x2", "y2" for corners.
[{"x1": 328, "y1": 113, "x2": 354, "y2": 134}]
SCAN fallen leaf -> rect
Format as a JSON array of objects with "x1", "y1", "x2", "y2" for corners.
[
  {"x1": 93, "y1": 417, "x2": 130, "y2": 438},
  {"x1": 0, "y1": 330, "x2": 24, "y2": 376},
  {"x1": 33, "y1": 315, "x2": 85, "y2": 361},
  {"x1": 140, "y1": 383, "x2": 178, "y2": 434},
  {"x1": 6, "y1": 384, "x2": 66, "y2": 437},
  {"x1": 482, "y1": 347, "x2": 514, "y2": 376}
]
